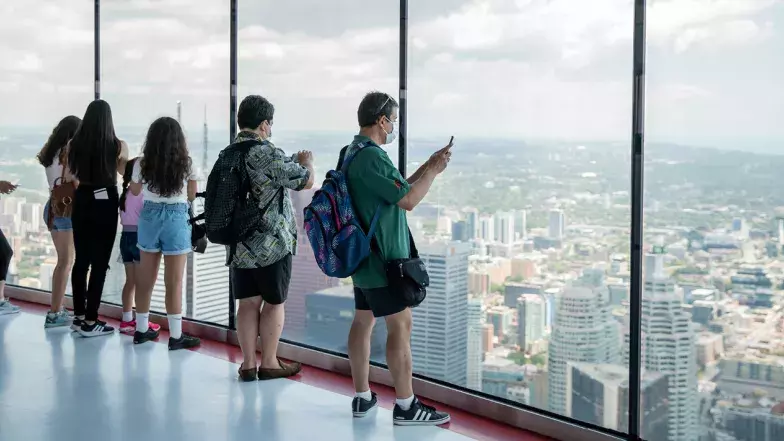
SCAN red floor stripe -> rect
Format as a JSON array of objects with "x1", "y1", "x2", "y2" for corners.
[{"x1": 16, "y1": 300, "x2": 550, "y2": 441}]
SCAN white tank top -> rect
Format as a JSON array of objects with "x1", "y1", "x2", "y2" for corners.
[{"x1": 44, "y1": 153, "x2": 65, "y2": 190}]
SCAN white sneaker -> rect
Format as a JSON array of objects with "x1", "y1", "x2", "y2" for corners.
[{"x1": 0, "y1": 300, "x2": 21, "y2": 316}]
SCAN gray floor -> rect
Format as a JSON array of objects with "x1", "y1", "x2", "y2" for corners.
[{"x1": 0, "y1": 312, "x2": 471, "y2": 441}]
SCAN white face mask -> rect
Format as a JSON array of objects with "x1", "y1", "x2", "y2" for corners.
[{"x1": 383, "y1": 118, "x2": 398, "y2": 145}]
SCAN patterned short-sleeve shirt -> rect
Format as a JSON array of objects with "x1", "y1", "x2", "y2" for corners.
[{"x1": 227, "y1": 131, "x2": 311, "y2": 268}]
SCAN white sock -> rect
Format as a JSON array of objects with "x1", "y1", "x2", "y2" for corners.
[
  {"x1": 396, "y1": 395, "x2": 415, "y2": 411},
  {"x1": 168, "y1": 314, "x2": 182, "y2": 339},
  {"x1": 356, "y1": 390, "x2": 372, "y2": 401},
  {"x1": 136, "y1": 312, "x2": 149, "y2": 333},
  {"x1": 122, "y1": 311, "x2": 133, "y2": 322}
]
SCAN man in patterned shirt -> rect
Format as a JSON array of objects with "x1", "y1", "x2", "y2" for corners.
[{"x1": 231, "y1": 95, "x2": 314, "y2": 381}]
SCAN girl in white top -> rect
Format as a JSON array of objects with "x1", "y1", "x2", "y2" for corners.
[
  {"x1": 37, "y1": 115, "x2": 81, "y2": 328},
  {"x1": 129, "y1": 116, "x2": 200, "y2": 350}
]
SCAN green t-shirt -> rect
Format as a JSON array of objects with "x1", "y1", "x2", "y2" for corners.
[{"x1": 343, "y1": 136, "x2": 411, "y2": 289}]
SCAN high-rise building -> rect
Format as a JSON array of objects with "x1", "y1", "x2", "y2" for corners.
[
  {"x1": 39, "y1": 261, "x2": 55, "y2": 292},
  {"x1": 452, "y1": 220, "x2": 468, "y2": 242},
  {"x1": 479, "y1": 215, "x2": 494, "y2": 242},
  {"x1": 516, "y1": 209, "x2": 527, "y2": 239},
  {"x1": 517, "y1": 294, "x2": 546, "y2": 351},
  {"x1": 286, "y1": 188, "x2": 340, "y2": 341},
  {"x1": 464, "y1": 208, "x2": 479, "y2": 240},
  {"x1": 631, "y1": 244, "x2": 698, "y2": 441},
  {"x1": 548, "y1": 209, "x2": 565, "y2": 240},
  {"x1": 412, "y1": 241, "x2": 470, "y2": 386},
  {"x1": 467, "y1": 296, "x2": 484, "y2": 391},
  {"x1": 21, "y1": 203, "x2": 41, "y2": 232},
  {"x1": 305, "y1": 285, "x2": 387, "y2": 361},
  {"x1": 496, "y1": 211, "x2": 515, "y2": 245},
  {"x1": 567, "y1": 362, "x2": 669, "y2": 440},
  {"x1": 486, "y1": 305, "x2": 515, "y2": 339},
  {"x1": 482, "y1": 323, "x2": 495, "y2": 353},
  {"x1": 548, "y1": 286, "x2": 620, "y2": 416}
]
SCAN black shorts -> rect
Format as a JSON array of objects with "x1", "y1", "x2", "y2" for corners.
[
  {"x1": 354, "y1": 286, "x2": 408, "y2": 318},
  {"x1": 232, "y1": 254, "x2": 292, "y2": 305}
]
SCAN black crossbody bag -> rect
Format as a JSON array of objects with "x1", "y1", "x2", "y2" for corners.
[{"x1": 376, "y1": 228, "x2": 429, "y2": 308}]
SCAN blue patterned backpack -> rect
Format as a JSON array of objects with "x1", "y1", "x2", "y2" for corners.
[{"x1": 303, "y1": 141, "x2": 381, "y2": 278}]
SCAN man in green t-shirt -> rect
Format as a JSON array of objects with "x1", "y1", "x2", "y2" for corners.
[{"x1": 343, "y1": 91, "x2": 452, "y2": 426}]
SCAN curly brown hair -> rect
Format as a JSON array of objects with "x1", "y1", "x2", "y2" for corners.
[
  {"x1": 37, "y1": 115, "x2": 81, "y2": 167},
  {"x1": 140, "y1": 117, "x2": 192, "y2": 197}
]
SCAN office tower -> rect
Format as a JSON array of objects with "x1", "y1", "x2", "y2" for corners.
[
  {"x1": 482, "y1": 323, "x2": 494, "y2": 352},
  {"x1": 548, "y1": 209, "x2": 565, "y2": 240},
  {"x1": 39, "y1": 262, "x2": 55, "y2": 292},
  {"x1": 567, "y1": 363, "x2": 669, "y2": 439},
  {"x1": 465, "y1": 208, "x2": 479, "y2": 240},
  {"x1": 496, "y1": 211, "x2": 515, "y2": 245},
  {"x1": 516, "y1": 209, "x2": 527, "y2": 239},
  {"x1": 306, "y1": 285, "x2": 387, "y2": 361},
  {"x1": 467, "y1": 296, "x2": 484, "y2": 391},
  {"x1": 479, "y1": 215, "x2": 494, "y2": 242},
  {"x1": 517, "y1": 294, "x2": 545, "y2": 351},
  {"x1": 634, "y1": 243, "x2": 698, "y2": 441},
  {"x1": 412, "y1": 241, "x2": 471, "y2": 386},
  {"x1": 202, "y1": 105, "x2": 209, "y2": 171},
  {"x1": 182, "y1": 182, "x2": 231, "y2": 325},
  {"x1": 548, "y1": 286, "x2": 620, "y2": 416},
  {"x1": 452, "y1": 220, "x2": 468, "y2": 242},
  {"x1": 21, "y1": 203, "x2": 41, "y2": 232},
  {"x1": 176, "y1": 100, "x2": 182, "y2": 124},
  {"x1": 486, "y1": 306, "x2": 515, "y2": 339},
  {"x1": 286, "y1": 188, "x2": 340, "y2": 341}
]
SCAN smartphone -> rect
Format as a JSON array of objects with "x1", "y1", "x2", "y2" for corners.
[{"x1": 444, "y1": 136, "x2": 454, "y2": 150}]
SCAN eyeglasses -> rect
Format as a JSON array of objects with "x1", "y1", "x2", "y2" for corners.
[{"x1": 375, "y1": 94, "x2": 393, "y2": 116}]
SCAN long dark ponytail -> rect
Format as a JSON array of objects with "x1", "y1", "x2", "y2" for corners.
[{"x1": 119, "y1": 158, "x2": 137, "y2": 212}]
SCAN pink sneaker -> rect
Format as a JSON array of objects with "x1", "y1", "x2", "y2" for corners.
[{"x1": 120, "y1": 320, "x2": 161, "y2": 336}]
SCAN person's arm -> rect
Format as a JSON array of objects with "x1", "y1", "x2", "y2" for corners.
[
  {"x1": 406, "y1": 160, "x2": 430, "y2": 185},
  {"x1": 117, "y1": 140, "x2": 130, "y2": 175},
  {"x1": 265, "y1": 146, "x2": 312, "y2": 191},
  {"x1": 398, "y1": 168, "x2": 438, "y2": 211},
  {"x1": 187, "y1": 180, "x2": 197, "y2": 201}
]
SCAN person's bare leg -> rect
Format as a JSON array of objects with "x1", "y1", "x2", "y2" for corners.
[
  {"x1": 384, "y1": 308, "x2": 414, "y2": 399},
  {"x1": 163, "y1": 254, "x2": 186, "y2": 315},
  {"x1": 237, "y1": 297, "x2": 262, "y2": 369},
  {"x1": 50, "y1": 230, "x2": 74, "y2": 312},
  {"x1": 121, "y1": 263, "x2": 136, "y2": 316},
  {"x1": 134, "y1": 251, "x2": 161, "y2": 315},
  {"x1": 348, "y1": 310, "x2": 375, "y2": 393},
  {"x1": 258, "y1": 301, "x2": 285, "y2": 369}
]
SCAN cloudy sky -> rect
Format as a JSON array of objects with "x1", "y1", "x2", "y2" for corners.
[{"x1": 0, "y1": 0, "x2": 782, "y2": 150}]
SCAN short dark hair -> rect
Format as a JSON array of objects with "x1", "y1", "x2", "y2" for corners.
[
  {"x1": 238, "y1": 95, "x2": 274, "y2": 131},
  {"x1": 357, "y1": 91, "x2": 398, "y2": 128}
]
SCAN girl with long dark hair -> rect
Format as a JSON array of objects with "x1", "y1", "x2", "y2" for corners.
[
  {"x1": 130, "y1": 117, "x2": 199, "y2": 350},
  {"x1": 38, "y1": 115, "x2": 81, "y2": 328},
  {"x1": 117, "y1": 158, "x2": 161, "y2": 336},
  {"x1": 68, "y1": 99, "x2": 128, "y2": 337}
]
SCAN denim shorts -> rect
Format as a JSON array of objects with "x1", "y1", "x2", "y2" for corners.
[
  {"x1": 137, "y1": 201, "x2": 191, "y2": 256},
  {"x1": 120, "y1": 230, "x2": 140, "y2": 263},
  {"x1": 43, "y1": 201, "x2": 73, "y2": 232}
]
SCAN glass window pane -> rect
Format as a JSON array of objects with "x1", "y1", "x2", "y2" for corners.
[
  {"x1": 101, "y1": 0, "x2": 230, "y2": 325},
  {"x1": 0, "y1": 1, "x2": 93, "y2": 291},
  {"x1": 409, "y1": 0, "x2": 633, "y2": 432},
  {"x1": 644, "y1": 2, "x2": 784, "y2": 441},
  {"x1": 237, "y1": 1, "x2": 398, "y2": 362}
]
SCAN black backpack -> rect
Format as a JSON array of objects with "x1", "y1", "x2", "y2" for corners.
[{"x1": 202, "y1": 139, "x2": 264, "y2": 248}]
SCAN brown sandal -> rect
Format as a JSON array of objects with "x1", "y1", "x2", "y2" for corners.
[
  {"x1": 238, "y1": 364, "x2": 257, "y2": 382},
  {"x1": 257, "y1": 359, "x2": 302, "y2": 381}
]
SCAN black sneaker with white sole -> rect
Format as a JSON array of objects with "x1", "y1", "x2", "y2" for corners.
[
  {"x1": 78, "y1": 320, "x2": 115, "y2": 338},
  {"x1": 71, "y1": 317, "x2": 84, "y2": 332},
  {"x1": 393, "y1": 397, "x2": 450, "y2": 426},
  {"x1": 168, "y1": 334, "x2": 200, "y2": 351},
  {"x1": 133, "y1": 327, "x2": 159, "y2": 345},
  {"x1": 352, "y1": 392, "x2": 378, "y2": 418}
]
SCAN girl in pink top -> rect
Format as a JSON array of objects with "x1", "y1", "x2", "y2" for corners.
[{"x1": 118, "y1": 158, "x2": 160, "y2": 335}]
